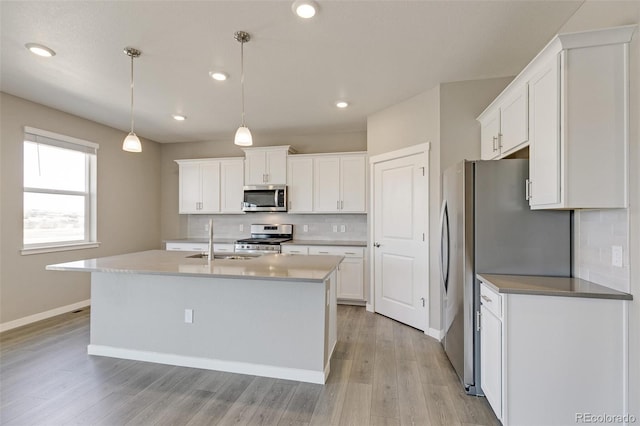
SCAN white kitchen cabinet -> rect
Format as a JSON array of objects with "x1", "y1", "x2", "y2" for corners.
[
  {"x1": 281, "y1": 245, "x2": 309, "y2": 255},
  {"x1": 478, "y1": 85, "x2": 528, "y2": 160},
  {"x1": 478, "y1": 279, "x2": 628, "y2": 425},
  {"x1": 313, "y1": 153, "x2": 366, "y2": 213},
  {"x1": 479, "y1": 285, "x2": 503, "y2": 421},
  {"x1": 309, "y1": 246, "x2": 365, "y2": 301},
  {"x1": 287, "y1": 156, "x2": 314, "y2": 213},
  {"x1": 242, "y1": 146, "x2": 292, "y2": 185},
  {"x1": 526, "y1": 26, "x2": 632, "y2": 209},
  {"x1": 166, "y1": 242, "x2": 234, "y2": 252},
  {"x1": 175, "y1": 158, "x2": 244, "y2": 214}
]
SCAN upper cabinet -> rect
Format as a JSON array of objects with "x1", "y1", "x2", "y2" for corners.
[
  {"x1": 314, "y1": 153, "x2": 367, "y2": 213},
  {"x1": 478, "y1": 25, "x2": 636, "y2": 210},
  {"x1": 479, "y1": 84, "x2": 529, "y2": 160},
  {"x1": 287, "y1": 152, "x2": 367, "y2": 214},
  {"x1": 175, "y1": 158, "x2": 244, "y2": 214},
  {"x1": 242, "y1": 146, "x2": 293, "y2": 185}
]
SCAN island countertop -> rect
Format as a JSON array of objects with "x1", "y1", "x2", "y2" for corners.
[
  {"x1": 46, "y1": 250, "x2": 343, "y2": 283},
  {"x1": 477, "y1": 273, "x2": 632, "y2": 300}
]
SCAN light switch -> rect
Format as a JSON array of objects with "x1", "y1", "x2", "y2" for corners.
[
  {"x1": 303, "y1": 224, "x2": 309, "y2": 232},
  {"x1": 184, "y1": 309, "x2": 194, "y2": 323},
  {"x1": 611, "y1": 246, "x2": 623, "y2": 268},
  {"x1": 332, "y1": 225, "x2": 338, "y2": 232},
  {"x1": 340, "y1": 225, "x2": 346, "y2": 233}
]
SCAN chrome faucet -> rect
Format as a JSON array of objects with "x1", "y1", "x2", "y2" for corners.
[{"x1": 207, "y1": 218, "x2": 214, "y2": 262}]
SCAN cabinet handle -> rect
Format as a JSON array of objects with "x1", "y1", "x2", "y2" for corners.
[
  {"x1": 288, "y1": 201, "x2": 292, "y2": 210},
  {"x1": 341, "y1": 200, "x2": 344, "y2": 210},
  {"x1": 525, "y1": 179, "x2": 533, "y2": 201},
  {"x1": 498, "y1": 133, "x2": 503, "y2": 149},
  {"x1": 492, "y1": 136, "x2": 498, "y2": 152},
  {"x1": 337, "y1": 200, "x2": 340, "y2": 210},
  {"x1": 481, "y1": 295, "x2": 492, "y2": 303},
  {"x1": 345, "y1": 252, "x2": 356, "y2": 255},
  {"x1": 319, "y1": 251, "x2": 329, "y2": 254},
  {"x1": 266, "y1": 173, "x2": 269, "y2": 182},
  {"x1": 476, "y1": 311, "x2": 481, "y2": 332}
]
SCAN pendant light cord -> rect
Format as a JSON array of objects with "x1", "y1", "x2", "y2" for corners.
[
  {"x1": 130, "y1": 53, "x2": 135, "y2": 133},
  {"x1": 240, "y1": 39, "x2": 245, "y2": 127}
]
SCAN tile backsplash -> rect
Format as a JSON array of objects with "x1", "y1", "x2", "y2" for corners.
[
  {"x1": 574, "y1": 209, "x2": 630, "y2": 293},
  {"x1": 187, "y1": 213, "x2": 368, "y2": 242}
]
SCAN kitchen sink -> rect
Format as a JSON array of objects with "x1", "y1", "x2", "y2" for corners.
[{"x1": 185, "y1": 253, "x2": 260, "y2": 260}]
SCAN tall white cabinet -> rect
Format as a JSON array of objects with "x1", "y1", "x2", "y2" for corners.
[{"x1": 175, "y1": 158, "x2": 244, "y2": 214}]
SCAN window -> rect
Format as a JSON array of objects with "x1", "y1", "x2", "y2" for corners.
[{"x1": 22, "y1": 127, "x2": 99, "y2": 254}]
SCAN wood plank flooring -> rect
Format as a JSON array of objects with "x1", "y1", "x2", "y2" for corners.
[{"x1": 0, "y1": 306, "x2": 499, "y2": 426}]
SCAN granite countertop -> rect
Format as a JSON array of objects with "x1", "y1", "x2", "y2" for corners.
[
  {"x1": 478, "y1": 274, "x2": 632, "y2": 300},
  {"x1": 283, "y1": 240, "x2": 367, "y2": 247},
  {"x1": 47, "y1": 250, "x2": 343, "y2": 283},
  {"x1": 164, "y1": 238, "x2": 238, "y2": 244}
]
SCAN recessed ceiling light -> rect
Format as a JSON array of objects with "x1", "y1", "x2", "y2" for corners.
[
  {"x1": 209, "y1": 71, "x2": 228, "y2": 81},
  {"x1": 25, "y1": 43, "x2": 56, "y2": 57},
  {"x1": 292, "y1": 0, "x2": 318, "y2": 19},
  {"x1": 172, "y1": 114, "x2": 187, "y2": 121},
  {"x1": 336, "y1": 101, "x2": 349, "y2": 109}
]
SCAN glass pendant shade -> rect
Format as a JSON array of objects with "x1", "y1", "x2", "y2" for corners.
[
  {"x1": 234, "y1": 126, "x2": 253, "y2": 146},
  {"x1": 123, "y1": 132, "x2": 142, "y2": 152}
]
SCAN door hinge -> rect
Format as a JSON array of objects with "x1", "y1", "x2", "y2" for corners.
[
  {"x1": 420, "y1": 297, "x2": 425, "y2": 307},
  {"x1": 422, "y1": 233, "x2": 425, "y2": 241},
  {"x1": 419, "y1": 166, "x2": 425, "y2": 176}
]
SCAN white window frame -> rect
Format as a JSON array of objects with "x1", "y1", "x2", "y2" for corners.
[{"x1": 21, "y1": 127, "x2": 100, "y2": 255}]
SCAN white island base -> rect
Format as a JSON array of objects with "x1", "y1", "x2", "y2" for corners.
[{"x1": 88, "y1": 271, "x2": 337, "y2": 384}]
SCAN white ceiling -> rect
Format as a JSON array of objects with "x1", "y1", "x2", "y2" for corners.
[{"x1": 1, "y1": 1, "x2": 585, "y2": 144}]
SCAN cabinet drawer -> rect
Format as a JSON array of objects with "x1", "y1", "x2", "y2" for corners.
[
  {"x1": 281, "y1": 245, "x2": 310, "y2": 255},
  {"x1": 309, "y1": 246, "x2": 364, "y2": 258},
  {"x1": 166, "y1": 242, "x2": 209, "y2": 251},
  {"x1": 480, "y1": 283, "x2": 502, "y2": 318}
]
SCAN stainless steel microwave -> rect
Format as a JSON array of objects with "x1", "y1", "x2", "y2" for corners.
[{"x1": 242, "y1": 185, "x2": 287, "y2": 212}]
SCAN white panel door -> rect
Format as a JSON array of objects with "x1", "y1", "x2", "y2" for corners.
[
  {"x1": 220, "y1": 160, "x2": 244, "y2": 213},
  {"x1": 480, "y1": 304, "x2": 503, "y2": 420},
  {"x1": 200, "y1": 161, "x2": 221, "y2": 213},
  {"x1": 529, "y1": 53, "x2": 561, "y2": 207},
  {"x1": 244, "y1": 150, "x2": 266, "y2": 185},
  {"x1": 480, "y1": 108, "x2": 500, "y2": 160},
  {"x1": 373, "y1": 151, "x2": 428, "y2": 330},
  {"x1": 313, "y1": 156, "x2": 340, "y2": 212},
  {"x1": 265, "y1": 149, "x2": 287, "y2": 184},
  {"x1": 340, "y1": 155, "x2": 366, "y2": 212},
  {"x1": 287, "y1": 156, "x2": 314, "y2": 212},
  {"x1": 179, "y1": 162, "x2": 202, "y2": 213},
  {"x1": 337, "y1": 258, "x2": 364, "y2": 300},
  {"x1": 500, "y1": 84, "x2": 529, "y2": 153}
]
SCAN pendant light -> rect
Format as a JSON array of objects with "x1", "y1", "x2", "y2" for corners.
[
  {"x1": 234, "y1": 31, "x2": 252, "y2": 147},
  {"x1": 123, "y1": 47, "x2": 142, "y2": 153}
]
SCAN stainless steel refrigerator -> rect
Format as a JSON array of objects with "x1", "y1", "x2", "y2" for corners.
[{"x1": 440, "y1": 159, "x2": 571, "y2": 396}]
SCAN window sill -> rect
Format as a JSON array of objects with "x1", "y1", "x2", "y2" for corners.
[{"x1": 21, "y1": 242, "x2": 101, "y2": 256}]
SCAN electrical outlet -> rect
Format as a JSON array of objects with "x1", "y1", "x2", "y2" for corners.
[
  {"x1": 239, "y1": 224, "x2": 244, "y2": 232},
  {"x1": 340, "y1": 225, "x2": 346, "y2": 233},
  {"x1": 332, "y1": 224, "x2": 338, "y2": 232},
  {"x1": 184, "y1": 309, "x2": 193, "y2": 323},
  {"x1": 612, "y1": 246, "x2": 623, "y2": 268},
  {"x1": 303, "y1": 224, "x2": 309, "y2": 232},
  {"x1": 204, "y1": 223, "x2": 209, "y2": 232}
]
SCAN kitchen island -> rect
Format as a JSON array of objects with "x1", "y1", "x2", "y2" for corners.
[{"x1": 46, "y1": 250, "x2": 343, "y2": 384}]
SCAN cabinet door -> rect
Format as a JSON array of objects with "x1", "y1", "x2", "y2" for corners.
[
  {"x1": 287, "y1": 157, "x2": 314, "y2": 213},
  {"x1": 500, "y1": 85, "x2": 529, "y2": 153},
  {"x1": 480, "y1": 304, "x2": 502, "y2": 421},
  {"x1": 529, "y1": 54, "x2": 561, "y2": 207},
  {"x1": 314, "y1": 156, "x2": 341, "y2": 212},
  {"x1": 200, "y1": 161, "x2": 221, "y2": 213},
  {"x1": 220, "y1": 160, "x2": 244, "y2": 213},
  {"x1": 340, "y1": 155, "x2": 366, "y2": 212},
  {"x1": 265, "y1": 149, "x2": 287, "y2": 184},
  {"x1": 480, "y1": 108, "x2": 501, "y2": 160},
  {"x1": 337, "y1": 257, "x2": 364, "y2": 300},
  {"x1": 179, "y1": 162, "x2": 202, "y2": 214},
  {"x1": 244, "y1": 150, "x2": 267, "y2": 185}
]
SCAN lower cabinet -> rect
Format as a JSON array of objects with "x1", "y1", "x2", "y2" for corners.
[
  {"x1": 282, "y1": 245, "x2": 366, "y2": 302},
  {"x1": 478, "y1": 280, "x2": 628, "y2": 426},
  {"x1": 166, "y1": 242, "x2": 234, "y2": 253}
]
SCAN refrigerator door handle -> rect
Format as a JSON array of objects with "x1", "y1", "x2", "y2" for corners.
[{"x1": 439, "y1": 201, "x2": 451, "y2": 293}]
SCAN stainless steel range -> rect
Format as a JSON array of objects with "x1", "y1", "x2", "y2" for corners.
[{"x1": 234, "y1": 224, "x2": 293, "y2": 254}]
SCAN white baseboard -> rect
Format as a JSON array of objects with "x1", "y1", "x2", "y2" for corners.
[
  {"x1": 87, "y1": 344, "x2": 327, "y2": 384},
  {"x1": 426, "y1": 327, "x2": 444, "y2": 341},
  {"x1": 365, "y1": 303, "x2": 373, "y2": 312},
  {"x1": 0, "y1": 299, "x2": 91, "y2": 333}
]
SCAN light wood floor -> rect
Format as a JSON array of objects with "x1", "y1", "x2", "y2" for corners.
[{"x1": 0, "y1": 305, "x2": 499, "y2": 426}]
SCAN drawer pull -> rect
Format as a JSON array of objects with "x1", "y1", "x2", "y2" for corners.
[
  {"x1": 345, "y1": 252, "x2": 356, "y2": 255},
  {"x1": 318, "y1": 251, "x2": 329, "y2": 254},
  {"x1": 481, "y1": 295, "x2": 492, "y2": 303}
]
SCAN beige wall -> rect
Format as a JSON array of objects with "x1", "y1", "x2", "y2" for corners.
[
  {"x1": 160, "y1": 131, "x2": 366, "y2": 240},
  {"x1": 0, "y1": 93, "x2": 162, "y2": 326},
  {"x1": 557, "y1": 1, "x2": 640, "y2": 419}
]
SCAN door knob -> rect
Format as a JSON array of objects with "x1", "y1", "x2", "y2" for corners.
[{"x1": 374, "y1": 242, "x2": 381, "y2": 248}]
